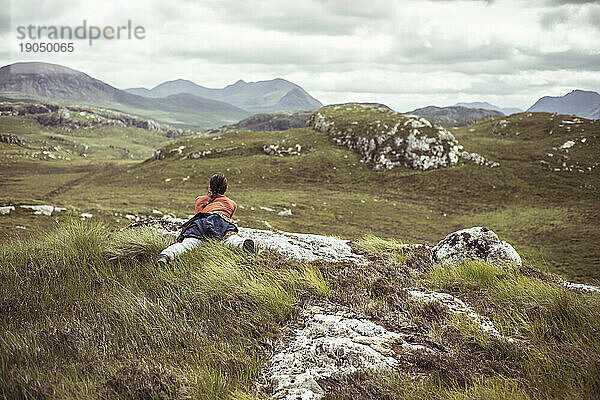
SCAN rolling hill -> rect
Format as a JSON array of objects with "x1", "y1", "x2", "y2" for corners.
[
  {"x1": 455, "y1": 101, "x2": 522, "y2": 115},
  {"x1": 207, "y1": 110, "x2": 312, "y2": 133},
  {"x1": 0, "y1": 62, "x2": 250, "y2": 127},
  {"x1": 407, "y1": 105, "x2": 503, "y2": 126},
  {"x1": 527, "y1": 89, "x2": 600, "y2": 120},
  {"x1": 126, "y1": 77, "x2": 323, "y2": 113}
]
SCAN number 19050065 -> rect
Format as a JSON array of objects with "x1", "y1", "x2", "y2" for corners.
[{"x1": 19, "y1": 42, "x2": 74, "y2": 52}]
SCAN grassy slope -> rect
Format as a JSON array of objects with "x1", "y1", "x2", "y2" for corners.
[
  {"x1": 0, "y1": 114, "x2": 172, "y2": 160},
  {"x1": 1, "y1": 109, "x2": 598, "y2": 281},
  {"x1": 1, "y1": 223, "x2": 598, "y2": 399},
  {"x1": 41, "y1": 111, "x2": 600, "y2": 282},
  {"x1": 1, "y1": 92, "x2": 249, "y2": 129}
]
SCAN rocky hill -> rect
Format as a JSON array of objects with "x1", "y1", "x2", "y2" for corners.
[
  {"x1": 307, "y1": 104, "x2": 498, "y2": 170},
  {"x1": 407, "y1": 105, "x2": 503, "y2": 126},
  {"x1": 527, "y1": 89, "x2": 600, "y2": 120},
  {"x1": 126, "y1": 77, "x2": 323, "y2": 113},
  {"x1": 0, "y1": 62, "x2": 250, "y2": 127}
]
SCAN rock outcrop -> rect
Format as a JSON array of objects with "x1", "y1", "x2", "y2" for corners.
[
  {"x1": 262, "y1": 144, "x2": 303, "y2": 156},
  {"x1": 0, "y1": 134, "x2": 24, "y2": 145},
  {"x1": 307, "y1": 104, "x2": 498, "y2": 171},
  {"x1": 431, "y1": 227, "x2": 522, "y2": 266},
  {"x1": 0, "y1": 206, "x2": 15, "y2": 215},
  {"x1": 19, "y1": 205, "x2": 66, "y2": 216},
  {"x1": 266, "y1": 304, "x2": 435, "y2": 400}
]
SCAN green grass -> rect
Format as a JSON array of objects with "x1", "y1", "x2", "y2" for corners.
[
  {"x1": 0, "y1": 113, "x2": 172, "y2": 161},
  {"x1": 426, "y1": 260, "x2": 600, "y2": 398},
  {"x1": 1, "y1": 221, "x2": 599, "y2": 399},
  {"x1": 353, "y1": 235, "x2": 408, "y2": 263},
  {"x1": 0, "y1": 221, "x2": 328, "y2": 399},
  {"x1": 30, "y1": 111, "x2": 596, "y2": 281}
]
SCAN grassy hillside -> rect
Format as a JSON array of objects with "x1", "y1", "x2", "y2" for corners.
[
  {"x1": 0, "y1": 104, "x2": 175, "y2": 161},
  {"x1": 1, "y1": 222, "x2": 598, "y2": 399},
  {"x1": 1, "y1": 108, "x2": 598, "y2": 282}
]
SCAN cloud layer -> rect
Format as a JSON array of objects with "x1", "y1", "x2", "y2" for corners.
[{"x1": 3, "y1": 0, "x2": 600, "y2": 110}]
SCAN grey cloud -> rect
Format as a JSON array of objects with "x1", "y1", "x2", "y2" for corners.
[
  {"x1": 397, "y1": 40, "x2": 514, "y2": 64},
  {"x1": 0, "y1": 4, "x2": 9, "y2": 34},
  {"x1": 162, "y1": 43, "x2": 355, "y2": 66},
  {"x1": 9, "y1": 1, "x2": 72, "y2": 24},
  {"x1": 426, "y1": 0, "x2": 493, "y2": 2},
  {"x1": 545, "y1": 0, "x2": 599, "y2": 4},
  {"x1": 539, "y1": 5, "x2": 600, "y2": 29},
  {"x1": 201, "y1": 0, "x2": 392, "y2": 35}
]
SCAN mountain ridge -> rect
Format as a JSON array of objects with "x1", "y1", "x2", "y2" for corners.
[
  {"x1": 125, "y1": 76, "x2": 323, "y2": 113},
  {"x1": 527, "y1": 89, "x2": 600, "y2": 120},
  {"x1": 0, "y1": 62, "x2": 250, "y2": 127}
]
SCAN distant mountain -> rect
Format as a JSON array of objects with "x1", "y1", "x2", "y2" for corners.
[
  {"x1": 527, "y1": 90, "x2": 600, "y2": 120},
  {"x1": 0, "y1": 62, "x2": 249, "y2": 127},
  {"x1": 454, "y1": 101, "x2": 522, "y2": 116},
  {"x1": 407, "y1": 105, "x2": 503, "y2": 126},
  {"x1": 124, "y1": 87, "x2": 153, "y2": 97},
  {"x1": 125, "y1": 77, "x2": 323, "y2": 113}
]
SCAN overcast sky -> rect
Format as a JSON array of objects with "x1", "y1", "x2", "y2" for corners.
[{"x1": 2, "y1": 0, "x2": 599, "y2": 111}]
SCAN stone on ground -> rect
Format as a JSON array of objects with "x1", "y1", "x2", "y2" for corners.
[{"x1": 431, "y1": 226, "x2": 522, "y2": 266}]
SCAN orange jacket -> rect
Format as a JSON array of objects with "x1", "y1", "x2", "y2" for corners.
[{"x1": 195, "y1": 194, "x2": 237, "y2": 219}]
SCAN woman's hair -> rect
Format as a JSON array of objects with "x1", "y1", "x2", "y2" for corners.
[
  {"x1": 210, "y1": 173, "x2": 228, "y2": 195},
  {"x1": 201, "y1": 173, "x2": 228, "y2": 210}
]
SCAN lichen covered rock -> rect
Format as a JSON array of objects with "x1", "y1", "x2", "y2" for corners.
[
  {"x1": 431, "y1": 226, "x2": 521, "y2": 266},
  {"x1": 265, "y1": 305, "x2": 435, "y2": 400},
  {"x1": 307, "y1": 104, "x2": 498, "y2": 171},
  {"x1": 263, "y1": 143, "x2": 302, "y2": 156}
]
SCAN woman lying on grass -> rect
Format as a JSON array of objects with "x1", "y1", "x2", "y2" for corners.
[{"x1": 156, "y1": 173, "x2": 254, "y2": 265}]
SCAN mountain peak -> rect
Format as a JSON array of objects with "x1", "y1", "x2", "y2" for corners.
[
  {"x1": 528, "y1": 89, "x2": 600, "y2": 119},
  {"x1": 1, "y1": 61, "x2": 84, "y2": 76},
  {"x1": 569, "y1": 89, "x2": 596, "y2": 94}
]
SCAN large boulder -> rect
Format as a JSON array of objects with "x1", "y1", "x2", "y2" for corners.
[{"x1": 431, "y1": 227, "x2": 521, "y2": 266}]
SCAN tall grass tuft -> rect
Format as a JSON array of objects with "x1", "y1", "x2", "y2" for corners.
[
  {"x1": 354, "y1": 235, "x2": 407, "y2": 263},
  {"x1": 105, "y1": 226, "x2": 174, "y2": 263}
]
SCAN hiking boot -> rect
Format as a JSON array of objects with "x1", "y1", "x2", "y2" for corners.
[
  {"x1": 242, "y1": 239, "x2": 256, "y2": 253},
  {"x1": 155, "y1": 254, "x2": 170, "y2": 266}
]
